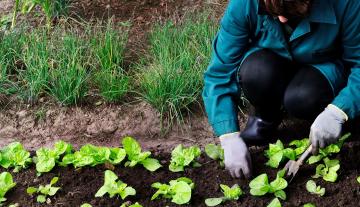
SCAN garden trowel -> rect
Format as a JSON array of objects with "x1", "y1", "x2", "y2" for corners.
[{"x1": 284, "y1": 145, "x2": 313, "y2": 182}]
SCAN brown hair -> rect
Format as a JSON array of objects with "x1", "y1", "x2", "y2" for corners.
[{"x1": 264, "y1": 0, "x2": 312, "y2": 18}]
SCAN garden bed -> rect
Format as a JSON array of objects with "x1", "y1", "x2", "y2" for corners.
[{"x1": 2, "y1": 141, "x2": 360, "y2": 207}]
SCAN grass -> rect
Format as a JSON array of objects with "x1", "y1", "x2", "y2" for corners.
[
  {"x1": 137, "y1": 13, "x2": 217, "y2": 122},
  {"x1": 20, "y1": 30, "x2": 50, "y2": 103},
  {"x1": 47, "y1": 31, "x2": 90, "y2": 105},
  {"x1": 0, "y1": 31, "x2": 23, "y2": 96},
  {"x1": 0, "y1": 11, "x2": 219, "y2": 118},
  {"x1": 91, "y1": 21, "x2": 131, "y2": 102}
]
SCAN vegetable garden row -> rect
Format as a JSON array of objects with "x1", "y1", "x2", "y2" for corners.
[{"x1": 0, "y1": 133, "x2": 358, "y2": 206}]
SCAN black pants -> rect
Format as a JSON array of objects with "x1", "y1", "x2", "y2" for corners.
[{"x1": 238, "y1": 49, "x2": 334, "y2": 121}]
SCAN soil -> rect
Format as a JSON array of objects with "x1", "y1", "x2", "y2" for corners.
[{"x1": 2, "y1": 141, "x2": 360, "y2": 207}]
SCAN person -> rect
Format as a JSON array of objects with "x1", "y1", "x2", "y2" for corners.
[{"x1": 202, "y1": 0, "x2": 360, "y2": 179}]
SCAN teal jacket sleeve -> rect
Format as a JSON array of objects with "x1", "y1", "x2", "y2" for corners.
[
  {"x1": 332, "y1": 0, "x2": 360, "y2": 119},
  {"x1": 202, "y1": 0, "x2": 252, "y2": 136}
]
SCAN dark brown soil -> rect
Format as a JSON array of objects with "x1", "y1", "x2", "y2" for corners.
[{"x1": 2, "y1": 141, "x2": 360, "y2": 207}]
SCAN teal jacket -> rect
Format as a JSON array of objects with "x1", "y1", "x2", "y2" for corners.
[{"x1": 203, "y1": 0, "x2": 360, "y2": 136}]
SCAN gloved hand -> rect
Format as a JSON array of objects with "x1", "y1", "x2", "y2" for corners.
[
  {"x1": 310, "y1": 104, "x2": 348, "y2": 154},
  {"x1": 220, "y1": 132, "x2": 252, "y2": 179}
]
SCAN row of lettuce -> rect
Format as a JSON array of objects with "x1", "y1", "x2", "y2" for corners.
[{"x1": 0, "y1": 134, "x2": 357, "y2": 207}]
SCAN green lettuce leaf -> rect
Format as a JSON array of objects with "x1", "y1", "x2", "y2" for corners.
[
  {"x1": 151, "y1": 177, "x2": 194, "y2": 205},
  {"x1": 267, "y1": 198, "x2": 282, "y2": 207},
  {"x1": 34, "y1": 141, "x2": 72, "y2": 173},
  {"x1": 265, "y1": 140, "x2": 296, "y2": 168},
  {"x1": 305, "y1": 180, "x2": 325, "y2": 197},
  {"x1": 95, "y1": 170, "x2": 136, "y2": 199},
  {"x1": 205, "y1": 144, "x2": 224, "y2": 167},
  {"x1": 0, "y1": 142, "x2": 32, "y2": 172},
  {"x1": 122, "y1": 137, "x2": 162, "y2": 171},
  {"x1": 169, "y1": 145, "x2": 201, "y2": 172},
  {"x1": 0, "y1": 172, "x2": 16, "y2": 202}
]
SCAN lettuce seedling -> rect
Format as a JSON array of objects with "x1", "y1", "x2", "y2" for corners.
[
  {"x1": 27, "y1": 177, "x2": 60, "y2": 203},
  {"x1": 205, "y1": 184, "x2": 243, "y2": 206},
  {"x1": 267, "y1": 198, "x2": 282, "y2": 207},
  {"x1": 122, "y1": 137, "x2": 162, "y2": 172},
  {"x1": 61, "y1": 144, "x2": 126, "y2": 168},
  {"x1": 307, "y1": 133, "x2": 350, "y2": 164},
  {"x1": 95, "y1": 170, "x2": 136, "y2": 199},
  {"x1": 169, "y1": 145, "x2": 201, "y2": 172},
  {"x1": 305, "y1": 180, "x2": 325, "y2": 197},
  {"x1": 249, "y1": 169, "x2": 288, "y2": 200},
  {"x1": 205, "y1": 144, "x2": 224, "y2": 167},
  {"x1": 357, "y1": 176, "x2": 360, "y2": 184},
  {"x1": 34, "y1": 140, "x2": 72, "y2": 174},
  {"x1": 312, "y1": 158, "x2": 340, "y2": 182},
  {"x1": 265, "y1": 140, "x2": 296, "y2": 168},
  {"x1": 304, "y1": 203, "x2": 316, "y2": 207},
  {"x1": 80, "y1": 204, "x2": 92, "y2": 207},
  {"x1": 289, "y1": 138, "x2": 310, "y2": 157},
  {"x1": 0, "y1": 172, "x2": 16, "y2": 205},
  {"x1": 0, "y1": 142, "x2": 32, "y2": 172},
  {"x1": 120, "y1": 202, "x2": 143, "y2": 207},
  {"x1": 151, "y1": 177, "x2": 194, "y2": 205}
]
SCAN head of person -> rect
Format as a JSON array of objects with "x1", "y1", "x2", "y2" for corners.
[{"x1": 263, "y1": 0, "x2": 312, "y2": 22}]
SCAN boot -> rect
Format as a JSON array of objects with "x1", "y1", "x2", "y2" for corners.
[{"x1": 240, "y1": 112, "x2": 282, "y2": 146}]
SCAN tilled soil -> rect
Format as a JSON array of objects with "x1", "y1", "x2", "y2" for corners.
[{"x1": 2, "y1": 141, "x2": 360, "y2": 207}]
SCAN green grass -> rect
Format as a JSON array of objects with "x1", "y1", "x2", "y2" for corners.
[
  {"x1": 19, "y1": 30, "x2": 50, "y2": 103},
  {"x1": 0, "y1": 31, "x2": 24, "y2": 96},
  {"x1": 137, "y1": 14, "x2": 217, "y2": 122},
  {"x1": 47, "y1": 31, "x2": 90, "y2": 105},
  {"x1": 91, "y1": 21, "x2": 130, "y2": 102}
]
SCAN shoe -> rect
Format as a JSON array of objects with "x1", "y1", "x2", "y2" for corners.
[{"x1": 240, "y1": 115, "x2": 281, "y2": 146}]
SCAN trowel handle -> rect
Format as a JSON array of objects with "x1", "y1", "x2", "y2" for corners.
[{"x1": 297, "y1": 145, "x2": 313, "y2": 165}]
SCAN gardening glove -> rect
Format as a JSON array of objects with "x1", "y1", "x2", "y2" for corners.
[
  {"x1": 310, "y1": 104, "x2": 348, "y2": 154},
  {"x1": 220, "y1": 132, "x2": 252, "y2": 179}
]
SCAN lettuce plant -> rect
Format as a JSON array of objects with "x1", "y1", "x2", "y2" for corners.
[
  {"x1": 95, "y1": 170, "x2": 136, "y2": 199},
  {"x1": 267, "y1": 198, "x2": 282, "y2": 207},
  {"x1": 0, "y1": 172, "x2": 16, "y2": 205},
  {"x1": 169, "y1": 145, "x2": 201, "y2": 172},
  {"x1": 80, "y1": 204, "x2": 92, "y2": 207},
  {"x1": 289, "y1": 138, "x2": 310, "y2": 157},
  {"x1": 312, "y1": 158, "x2": 340, "y2": 182},
  {"x1": 151, "y1": 177, "x2": 194, "y2": 205},
  {"x1": 205, "y1": 144, "x2": 224, "y2": 167},
  {"x1": 205, "y1": 184, "x2": 243, "y2": 206},
  {"x1": 265, "y1": 140, "x2": 296, "y2": 168},
  {"x1": 61, "y1": 144, "x2": 126, "y2": 168},
  {"x1": 357, "y1": 176, "x2": 360, "y2": 184},
  {"x1": 307, "y1": 133, "x2": 350, "y2": 164},
  {"x1": 120, "y1": 202, "x2": 143, "y2": 207},
  {"x1": 305, "y1": 180, "x2": 325, "y2": 197},
  {"x1": 0, "y1": 142, "x2": 32, "y2": 172},
  {"x1": 34, "y1": 140, "x2": 72, "y2": 174},
  {"x1": 122, "y1": 137, "x2": 162, "y2": 172},
  {"x1": 249, "y1": 170, "x2": 288, "y2": 200},
  {"x1": 27, "y1": 177, "x2": 60, "y2": 203},
  {"x1": 304, "y1": 203, "x2": 316, "y2": 207}
]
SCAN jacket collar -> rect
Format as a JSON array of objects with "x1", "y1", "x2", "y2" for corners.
[{"x1": 257, "y1": 0, "x2": 337, "y2": 25}]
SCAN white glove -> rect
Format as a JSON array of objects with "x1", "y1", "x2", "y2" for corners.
[
  {"x1": 220, "y1": 132, "x2": 252, "y2": 179},
  {"x1": 310, "y1": 104, "x2": 348, "y2": 154}
]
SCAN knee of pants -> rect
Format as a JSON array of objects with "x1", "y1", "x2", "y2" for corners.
[
  {"x1": 283, "y1": 87, "x2": 324, "y2": 120},
  {"x1": 239, "y1": 49, "x2": 292, "y2": 105}
]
